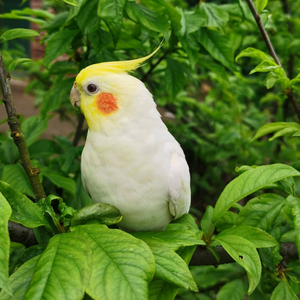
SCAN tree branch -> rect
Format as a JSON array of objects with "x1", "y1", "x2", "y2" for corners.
[
  {"x1": 245, "y1": 0, "x2": 300, "y2": 121},
  {"x1": 0, "y1": 50, "x2": 46, "y2": 201},
  {"x1": 72, "y1": 113, "x2": 85, "y2": 146}
]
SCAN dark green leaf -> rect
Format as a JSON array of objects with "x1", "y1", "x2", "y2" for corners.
[
  {"x1": 236, "y1": 193, "x2": 285, "y2": 230},
  {"x1": 0, "y1": 193, "x2": 12, "y2": 296},
  {"x1": 72, "y1": 225, "x2": 155, "y2": 300},
  {"x1": 0, "y1": 29, "x2": 39, "y2": 43},
  {"x1": 165, "y1": 58, "x2": 185, "y2": 99},
  {"x1": 98, "y1": 0, "x2": 127, "y2": 45},
  {"x1": 126, "y1": 2, "x2": 169, "y2": 36},
  {"x1": 71, "y1": 203, "x2": 122, "y2": 226},
  {"x1": 0, "y1": 14, "x2": 45, "y2": 26},
  {"x1": 29, "y1": 139, "x2": 60, "y2": 159},
  {"x1": 0, "y1": 181, "x2": 51, "y2": 230},
  {"x1": 44, "y1": 28, "x2": 79, "y2": 66},
  {"x1": 42, "y1": 12, "x2": 69, "y2": 33},
  {"x1": 2, "y1": 164, "x2": 35, "y2": 198},
  {"x1": 200, "y1": 2, "x2": 229, "y2": 28},
  {"x1": 213, "y1": 164, "x2": 300, "y2": 221},
  {"x1": 76, "y1": 0, "x2": 99, "y2": 34},
  {"x1": 197, "y1": 28, "x2": 236, "y2": 71},
  {"x1": 216, "y1": 279, "x2": 244, "y2": 300}
]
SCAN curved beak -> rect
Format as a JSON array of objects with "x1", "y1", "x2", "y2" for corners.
[{"x1": 70, "y1": 84, "x2": 81, "y2": 108}]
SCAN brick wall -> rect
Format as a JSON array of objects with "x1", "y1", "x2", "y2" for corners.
[{"x1": 30, "y1": 0, "x2": 45, "y2": 59}]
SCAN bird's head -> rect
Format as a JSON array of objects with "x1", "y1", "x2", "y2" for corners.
[{"x1": 70, "y1": 46, "x2": 161, "y2": 132}]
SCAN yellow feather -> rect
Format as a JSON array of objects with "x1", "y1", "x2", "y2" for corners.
[{"x1": 76, "y1": 43, "x2": 162, "y2": 83}]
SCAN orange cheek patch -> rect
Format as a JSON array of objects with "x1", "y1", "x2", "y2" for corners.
[{"x1": 96, "y1": 93, "x2": 118, "y2": 115}]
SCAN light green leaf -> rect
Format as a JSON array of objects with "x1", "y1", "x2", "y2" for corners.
[
  {"x1": 23, "y1": 232, "x2": 91, "y2": 300},
  {"x1": 218, "y1": 226, "x2": 277, "y2": 248},
  {"x1": 10, "y1": 8, "x2": 55, "y2": 19},
  {"x1": 213, "y1": 164, "x2": 300, "y2": 221},
  {"x1": 214, "y1": 211, "x2": 236, "y2": 231},
  {"x1": 0, "y1": 255, "x2": 40, "y2": 300},
  {"x1": 150, "y1": 246, "x2": 198, "y2": 291},
  {"x1": 200, "y1": 205, "x2": 215, "y2": 237},
  {"x1": 149, "y1": 279, "x2": 179, "y2": 300},
  {"x1": 72, "y1": 225, "x2": 155, "y2": 300},
  {"x1": 63, "y1": 0, "x2": 79, "y2": 5},
  {"x1": 0, "y1": 14, "x2": 45, "y2": 26},
  {"x1": 71, "y1": 203, "x2": 122, "y2": 226},
  {"x1": 44, "y1": 28, "x2": 79, "y2": 66},
  {"x1": 200, "y1": 2, "x2": 229, "y2": 28},
  {"x1": 98, "y1": 0, "x2": 127, "y2": 45},
  {"x1": 2, "y1": 164, "x2": 35, "y2": 198},
  {"x1": 0, "y1": 181, "x2": 51, "y2": 230},
  {"x1": 0, "y1": 193, "x2": 12, "y2": 296},
  {"x1": 216, "y1": 279, "x2": 244, "y2": 300},
  {"x1": 165, "y1": 58, "x2": 185, "y2": 99},
  {"x1": 22, "y1": 115, "x2": 52, "y2": 147},
  {"x1": 236, "y1": 193, "x2": 285, "y2": 230},
  {"x1": 0, "y1": 29, "x2": 39, "y2": 43},
  {"x1": 236, "y1": 47, "x2": 273, "y2": 62},
  {"x1": 126, "y1": 2, "x2": 169, "y2": 36},
  {"x1": 197, "y1": 28, "x2": 236, "y2": 71},
  {"x1": 8, "y1": 58, "x2": 31, "y2": 72},
  {"x1": 251, "y1": 122, "x2": 300, "y2": 141},
  {"x1": 42, "y1": 168, "x2": 76, "y2": 194},
  {"x1": 249, "y1": 60, "x2": 279, "y2": 74},
  {"x1": 256, "y1": 0, "x2": 268, "y2": 14},
  {"x1": 215, "y1": 235, "x2": 261, "y2": 294},
  {"x1": 270, "y1": 280, "x2": 298, "y2": 300}
]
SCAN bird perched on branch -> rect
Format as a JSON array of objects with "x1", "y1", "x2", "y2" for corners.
[{"x1": 70, "y1": 47, "x2": 190, "y2": 231}]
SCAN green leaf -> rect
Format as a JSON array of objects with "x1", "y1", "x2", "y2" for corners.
[
  {"x1": 236, "y1": 193, "x2": 285, "y2": 231},
  {"x1": 165, "y1": 58, "x2": 185, "y2": 99},
  {"x1": 213, "y1": 164, "x2": 300, "y2": 221},
  {"x1": 63, "y1": 0, "x2": 79, "y2": 5},
  {"x1": 126, "y1": 2, "x2": 169, "y2": 36},
  {"x1": 44, "y1": 28, "x2": 79, "y2": 66},
  {"x1": 10, "y1": 8, "x2": 55, "y2": 19},
  {"x1": 216, "y1": 279, "x2": 244, "y2": 300},
  {"x1": 29, "y1": 139, "x2": 60, "y2": 159},
  {"x1": 256, "y1": 0, "x2": 268, "y2": 14},
  {"x1": 236, "y1": 47, "x2": 273, "y2": 62},
  {"x1": 271, "y1": 280, "x2": 298, "y2": 300},
  {"x1": 249, "y1": 60, "x2": 279, "y2": 75},
  {"x1": 150, "y1": 246, "x2": 198, "y2": 291},
  {"x1": 215, "y1": 235, "x2": 261, "y2": 294},
  {"x1": 22, "y1": 115, "x2": 52, "y2": 147},
  {"x1": 42, "y1": 168, "x2": 76, "y2": 194},
  {"x1": 218, "y1": 226, "x2": 277, "y2": 248},
  {"x1": 197, "y1": 28, "x2": 236, "y2": 71},
  {"x1": 0, "y1": 181, "x2": 51, "y2": 230},
  {"x1": 40, "y1": 76, "x2": 74, "y2": 116},
  {"x1": 0, "y1": 193, "x2": 12, "y2": 296},
  {"x1": 251, "y1": 122, "x2": 300, "y2": 141},
  {"x1": 200, "y1": 205, "x2": 215, "y2": 237},
  {"x1": 0, "y1": 255, "x2": 40, "y2": 300},
  {"x1": 42, "y1": 12, "x2": 69, "y2": 33},
  {"x1": 200, "y1": 2, "x2": 229, "y2": 28},
  {"x1": 98, "y1": 0, "x2": 127, "y2": 45},
  {"x1": 72, "y1": 225, "x2": 155, "y2": 300},
  {"x1": 8, "y1": 58, "x2": 31, "y2": 72},
  {"x1": 71, "y1": 203, "x2": 122, "y2": 226},
  {"x1": 132, "y1": 229, "x2": 203, "y2": 251},
  {"x1": 2, "y1": 164, "x2": 35, "y2": 198},
  {"x1": 0, "y1": 13, "x2": 45, "y2": 26},
  {"x1": 149, "y1": 279, "x2": 179, "y2": 300},
  {"x1": 23, "y1": 232, "x2": 91, "y2": 300},
  {"x1": 76, "y1": 0, "x2": 99, "y2": 35},
  {"x1": 214, "y1": 211, "x2": 237, "y2": 231},
  {"x1": 0, "y1": 29, "x2": 39, "y2": 43}
]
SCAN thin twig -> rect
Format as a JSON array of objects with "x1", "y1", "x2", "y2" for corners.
[
  {"x1": 141, "y1": 49, "x2": 170, "y2": 82},
  {"x1": 72, "y1": 113, "x2": 85, "y2": 146},
  {"x1": 245, "y1": 0, "x2": 281, "y2": 66},
  {"x1": 245, "y1": 0, "x2": 300, "y2": 121},
  {"x1": 0, "y1": 51, "x2": 46, "y2": 201}
]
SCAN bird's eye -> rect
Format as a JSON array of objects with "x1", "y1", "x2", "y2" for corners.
[{"x1": 87, "y1": 84, "x2": 98, "y2": 93}]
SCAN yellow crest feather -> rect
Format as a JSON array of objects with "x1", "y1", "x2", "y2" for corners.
[{"x1": 76, "y1": 43, "x2": 162, "y2": 83}]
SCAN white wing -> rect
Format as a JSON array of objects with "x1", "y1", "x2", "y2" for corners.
[{"x1": 168, "y1": 141, "x2": 191, "y2": 219}]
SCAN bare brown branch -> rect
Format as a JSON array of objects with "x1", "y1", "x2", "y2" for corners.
[{"x1": 0, "y1": 50, "x2": 46, "y2": 201}]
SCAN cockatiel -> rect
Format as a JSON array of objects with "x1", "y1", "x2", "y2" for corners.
[{"x1": 70, "y1": 48, "x2": 190, "y2": 231}]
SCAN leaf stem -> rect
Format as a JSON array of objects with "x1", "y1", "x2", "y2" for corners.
[{"x1": 0, "y1": 50, "x2": 46, "y2": 201}]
